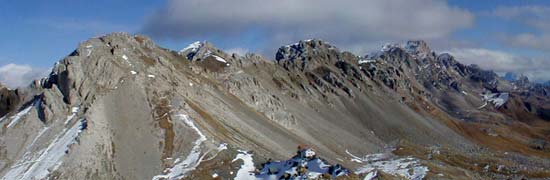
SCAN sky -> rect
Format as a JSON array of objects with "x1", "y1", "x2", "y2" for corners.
[{"x1": 1, "y1": 0, "x2": 550, "y2": 87}]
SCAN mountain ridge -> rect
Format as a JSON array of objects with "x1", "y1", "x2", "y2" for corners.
[{"x1": 0, "y1": 32, "x2": 549, "y2": 179}]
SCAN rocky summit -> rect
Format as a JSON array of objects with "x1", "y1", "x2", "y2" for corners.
[{"x1": 0, "y1": 33, "x2": 549, "y2": 180}]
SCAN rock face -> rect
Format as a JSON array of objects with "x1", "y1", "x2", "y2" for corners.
[
  {"x1": 0, "y1": 84, "x2": 21, "y2": 117},
  {"x1": 0, "y1": 33, "x2": 549, "y2": 180}
]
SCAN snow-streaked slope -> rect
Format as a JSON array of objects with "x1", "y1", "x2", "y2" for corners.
[
  {"x1": 152, "y1": 113, "x2": 208, "y2": 180},
  {"x1": 2, "y1": 119, "x2": 87, "y2": 180}
]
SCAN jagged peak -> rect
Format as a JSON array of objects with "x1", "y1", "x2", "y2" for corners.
[
  {"x1": 178, "y1": 41, "x2": 227, "y2": 62},
  {"x1": 179, "y1": 41, "x2": 204, "y2": 53},
  {"x1": 275, "y1": 39, "x2": 338, "y2": 62},
  {"x1": 404, "y1": 40, "x2": 431, "y2": 56},
  {"x1": 281, "y1": 39, "x2": 335, "y2": 49}
]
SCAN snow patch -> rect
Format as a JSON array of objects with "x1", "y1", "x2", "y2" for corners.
[
  {"x1": 217, "y1": 143, "x2": 227, "y2": 151},
  {"x1": 147, "y1": 74, "x2": 156, "y2": 78},
  {"x1": 152, "y1": 113, "x2": 207, "y2": 180},
  {"x1": 363, "y1": 170, "x2": 378, "y2": 180},
  {"x1": 64, "y1": 107, "x2": 80, "y2": 125},
  {"x1": 180, "y1": 41, "x2": 202, "y2": 53},
  {"x1": 348, "y1": 151, "x2": 428, "y2": 180},
  {"x1": 358, "y1": 59, "x2": 377, "y2": 64},
  {"x1": 6, "y1": 103, "x2": 34, "y2": 128},
  {"x1": 232, "y1": 150, "x2": 255, "y2": 180},
  {"x1": 211, "y1": 55, "x2": 227, "y2": 63},
  {"x1": 481, "y1": 92, "x2": 509, "y2": 108},
  {"x1": 3, "y1": 119, "x2": 87, "y2": 179},
  {"x1": 122, "y1": 55, "x2": 128, "y2": 60}
]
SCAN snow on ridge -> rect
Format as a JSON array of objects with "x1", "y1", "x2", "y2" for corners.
[
  {"x1": 152, "y1": 113, "x2": 207, "y2": 180},
  {"x1": 180, "y1": 41, "x2": 202, "y2": 53},
  {"x1": 347, "y1": 150, "x2": 428, "y2": 180},
  {"x1": 6, "y1": 101, "x2": 36, "y2": 128}
]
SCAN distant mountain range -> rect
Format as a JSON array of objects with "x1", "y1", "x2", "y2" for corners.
[{"x1": 0, "y1": 33, "x2": 549, "y2": 179}]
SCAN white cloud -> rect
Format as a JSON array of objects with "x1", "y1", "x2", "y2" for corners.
[
  {"x1": 502, "y1": 33, "x2": 550, "y2": 51},
  {"x1": 490, "y1": 5, "x2": 550, "y2": 51},
  {"x1": 142, "y1": 0, "x2": 473, "y2": 54},
  {"x1": 491, "y1": 6, "x2": 550, "y2": 26},
  {"x1": 0, "y1": 64, "x2": 48, "y2": 88},
  {"x1": 447, "y1": 48, "x2": 550, "y2": 81}
]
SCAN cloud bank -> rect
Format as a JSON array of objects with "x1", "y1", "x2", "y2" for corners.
[
  {"x1": 142, "y1": 0, "x2": 473, "y2": 54},
  {"x1": 447, "y1": 48, "x2": 550, "y2": 82},
  {"x1": 0, "y1": 64, "x2": 48, "y2": 88},
  {"x1": 490, "y1": 5, "x2": 550, "y2": 51}
]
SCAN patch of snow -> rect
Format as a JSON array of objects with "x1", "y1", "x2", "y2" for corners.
[
  {"x1": 64, "y1": 107, "x2": 80, "y2": 125},
  {"x1": 217, "y1": 143, "x2": 227, "y2": 151},
  {"x1": 364, "y1": 170, "x2": 378, "y2": 180},
  {"x1": 212, "y1": 173, "x2": 219, "y2": 178},
  {"x1": 122, "y1": 55, "x2": 128, "y2": 60},
  {"x1": 3, "y1": 119, "x2": 87, "y2": 179},
  {"x1": 232, "y1": 150, "x2": 256, "y2": 180},
  {"x1": 210, "y1": 55, "x2": 227, "y2": 63},
  {"x1": 481, "y1": 92, "x2": 509, "y2": 108},
  {"x1": 461, "y1": 91, "x2": 468, "y2": 95},
  {"x1": 189, "y1": 82, "x2": 193, "y2": 87},
  {"x1": 346, "y1": 150, "x2": 365, "y2": 163},
  {"x1": 152, "y1": 113, "x2": 207, "y2": 180},
  {"x1": 85, "y1": 45, "x2": 93, "y2": 57},
  {"x1": 180, "y1": 41, "x2": 202, "y2": 53},
  {"x1": 477, "y1": 102, "x2": 488, "y2": 109},
  {"x1": 130, "y1": 71, "x2": 137, "y2": 75},
  {"x1": 350, "y1": 152, "x2": 428, "y2": 180},
  {"x1": 6, "y1": 103, "x2": 34, "y2": 128},
  {"x1": 358, "y1": 59, "x2": 376, "y2": 64},
  {"x1": 147, "y1": 74, "x2": 156, "y2": 78}
]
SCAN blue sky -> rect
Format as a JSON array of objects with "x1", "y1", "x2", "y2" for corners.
[{"x1": 1, "y1": 0, "x2": 550, "y2": 87}]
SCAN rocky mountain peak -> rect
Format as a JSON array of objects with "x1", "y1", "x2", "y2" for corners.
[
  {"x1": 178, "y1": 41, "x2": 226, "y2": 61},
  {"x1": 404, "y1": 40, "x2": 431, "y2": 57},
  {"x1": 275, "y1": 39, "x2": 337, "y2": 61},
  {"x1": 274, "y1": 39, "x2": 342, "y2": 71}
]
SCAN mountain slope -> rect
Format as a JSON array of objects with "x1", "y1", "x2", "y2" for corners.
[{"x1": 0, "y1": 33, "x2": 549, "y2": 179}]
